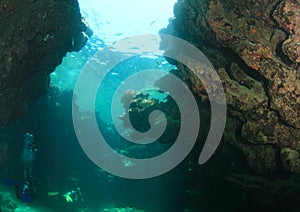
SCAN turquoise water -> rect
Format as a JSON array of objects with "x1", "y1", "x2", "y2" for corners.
[
  {"x1": 0, "y1": 52, "x2": 219, "y2": 211},
  {"x1": 0, "y1": 87, "x2": 239, "y2": 211},
  {"x1": 0, "y1": 42, "x2": 242, "y2": 211},
  {"x1": 0, "y1": 2, "x2": 248, "y2": 211}
]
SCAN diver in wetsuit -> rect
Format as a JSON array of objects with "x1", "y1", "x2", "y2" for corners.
[{"x1": 18, "y1": 133, "x2": 37, "y2": 202}]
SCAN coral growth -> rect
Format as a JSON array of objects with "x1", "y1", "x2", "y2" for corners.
[
  {"x1": 120, "y1": 88, "x2": 180, "y2": 143},
  {"x1": 165, "y1": 0, "x2": 300, "y2": 175},
  {"x1": 273, "y1": 1, "x2": 300, "y2": 64}
]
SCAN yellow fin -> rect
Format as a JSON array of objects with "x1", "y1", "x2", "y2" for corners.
[{"x1": 65, "y1": 194, "x2": 73, "y2": 203}]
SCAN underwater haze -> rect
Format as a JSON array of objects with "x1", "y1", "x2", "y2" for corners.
[
  {"x1": 1, "y1": 1, "x2": 223, "y2": 211},
  {"x1": 2, "y1": 0, "x2": 299, "y2": 211}
]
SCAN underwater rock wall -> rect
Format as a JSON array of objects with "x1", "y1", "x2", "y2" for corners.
[
  {"x1": 0, "y1": 0, "x2": 88, "y2": 126},
  {"x1": 168, "y1": 0, "x2": 300, "y2": 174}
]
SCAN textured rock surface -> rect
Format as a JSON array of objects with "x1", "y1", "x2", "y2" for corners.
[
  {"x1": 119, "y1": 89, "x2": 181, "y2": 144},
  {"x1": 165, "y1": 0, "x2": 300, "y2": 174},
  {"x1": 0, "y1": 140, "x2": 8, "y2": 168},
  {"x1": 0, "y1": 0, "x2": 88, "y2": 126}
]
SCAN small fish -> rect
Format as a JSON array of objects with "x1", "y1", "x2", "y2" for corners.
[
  {"x1": 48, "y1": 191, "x2": 60, "y2": 197},
  {"x1": 67, "y1": 176, "x2": 79, "y2": 182},
  {"x1": 150, "y1": 19, "x2": 158, "y2": 26}
]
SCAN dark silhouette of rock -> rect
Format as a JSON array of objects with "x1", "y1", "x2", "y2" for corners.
[
  {"x1": 164, "y1": 0, "x2": 300, "y2": 174},
  {"x1": 0, "y1": 0, "x2": 89, "y2": 126}
]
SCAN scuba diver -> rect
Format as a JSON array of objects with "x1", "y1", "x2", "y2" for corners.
[
  {"x1": 63, "y1": 187, "x2": 85, "y2": 203},
  {"x1": 17, "y1": 133, "x2": 37, "y2": 203},
  {"x1": 20, "y1": 181, "x2": 30, "y2": 203},
  {"x1": 48, "y1": 187, "x2": 85, "y2": 205}
]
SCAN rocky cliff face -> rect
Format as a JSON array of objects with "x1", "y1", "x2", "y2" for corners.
[
  {"x1": 166, "y1": 0, "x2": 300, "y2": 175},
  {"x1": 0, "y1": 0, "x2": 88, "y2": 126}
]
